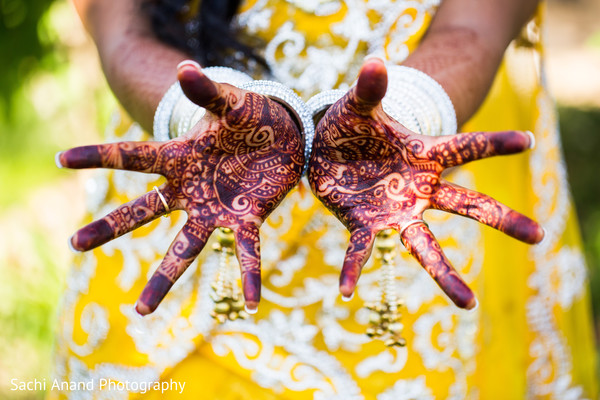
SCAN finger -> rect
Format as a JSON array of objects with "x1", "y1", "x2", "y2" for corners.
[
  {"x1": 340, "y1": 228, "x2": 376, "y2": 298},
  {"x1": 346, "y1": 57, "x2": 388, "y2": 115},
  {"x1": 429, "y1": 130, "x2": 533, "y2": 168},
  {"x1": 430, "y1": 181, "x2": 544, "y2": 244},
  {"x1": 234, "y1": 225, "x2": 261, "y2": 312},
  {"x1": 177, "y1": 60, "x2": 228, "y2": 115},
  {"x1": 70, "y1": 185, "x2": 175, "y2": 251},
  {"x1": 57, "y1": 141, "x2": 162, "y2": 173},
  {"x1": 400, "y1": 222, "x2": 476, "y2": 309},
  {"x1": 136, "y1": 220, "x2": 211, "y2": 315}
]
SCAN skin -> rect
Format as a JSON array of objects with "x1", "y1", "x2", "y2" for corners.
[
  {"x1": 308, "y1": 59, "x2": 544, "y2": 309},
  {"x1": 66, "y1": 0, "x2": 541, "y2": 312},
  {"x1": 60, "y1": 63, "x2": 304, "y2": 313}
]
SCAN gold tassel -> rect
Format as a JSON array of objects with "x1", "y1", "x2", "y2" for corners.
[
  {"x1": 210, "y1": 228, "x2": 248, "y2": 323},
  {"x1": 364, "y1": 229, "x2": 406, "y2": 347}
]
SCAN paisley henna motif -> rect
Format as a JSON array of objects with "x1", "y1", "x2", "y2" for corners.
[
  {"x1": 60, "y1": 63, "x2": 304, "y2": 314},
  {"x1": 308, "y1": 58, "x2": 544, "y2": 309}
]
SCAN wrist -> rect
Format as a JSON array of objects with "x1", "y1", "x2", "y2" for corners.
[{"x1": 102, "y1": 35, "x2": 187, "y2": 132}]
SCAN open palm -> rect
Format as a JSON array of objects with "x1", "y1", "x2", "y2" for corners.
[
  {"x1": 59, "y1": 63, "x2": 304, "y2": 314},
  {"x1": 308, "y1": 58, "x2": 544, "y2": 309}
]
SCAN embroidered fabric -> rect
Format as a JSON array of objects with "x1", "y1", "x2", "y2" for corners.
[{"x1": 52, "y1": 1, "x2": 595, "y2": 399}]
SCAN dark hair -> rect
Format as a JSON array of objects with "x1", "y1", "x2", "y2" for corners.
[{"x1": 143, "y1": 0, "x2": 269, "y2": 75}]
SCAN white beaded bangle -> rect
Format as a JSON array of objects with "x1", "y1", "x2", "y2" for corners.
[
  {"x1": 240, "y1": 80, "x2": 315, "y2": 173},
  {"x1": 153, "y1": 68, "x2": 315, "y2": 173},
  {"x1": 382, "y1": 65, "x2": 457, "y2": 136},
  {"x1": 306, "y1": 89, "x2": 346, "y2": 122},
  {"x1": 305, "y1": 67, "x2": 457, "y2": 138},
  {"x1": 152, "y1": 67, "x2": 253, "y2": 141}
]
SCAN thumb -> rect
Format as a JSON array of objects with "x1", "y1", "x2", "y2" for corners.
[
  {"x1": 353, "y1": 57, "x2": 388, "y2": 112},
  {"x1": 177, "y1": 60, "x2": 226, "y2": 114}
]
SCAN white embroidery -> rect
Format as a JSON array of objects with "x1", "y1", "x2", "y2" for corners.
[
  {"x1": 377, "y1": 376, "x2": 435, "y2": 400},
  {"x1": 211, "y1": 310, "x2": 363, "y2": 399},
  {"x1": 527, "y1": 86, "x2": 587, "y2": 398},
  {"x1": 121, "y1": 250, "x2": 221, "y2": 368},
  {"x1": 355, "y1": 347, "x2": 409, "y2": 377},
  {"x1": 236, "y1": 0, "x2": 439, "y2": 97}
]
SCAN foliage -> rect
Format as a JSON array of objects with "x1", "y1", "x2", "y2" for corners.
[
  {"x1": 0, "y1": 1, "x2": 113, "y2": 398},
  {"x1": 559, "y1": 105, "x2": 600, "y2": 324},
  {"x1": 0, "y1": 0, "x2": 61, "y2": 119}
]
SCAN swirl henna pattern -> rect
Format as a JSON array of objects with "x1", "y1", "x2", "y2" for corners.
[
  {"x1": 59, "y1": 63, "x2": 304, "y2": 314},
  {"x1": 308, "y1": 58, "x2": 544, "y2": 309}
]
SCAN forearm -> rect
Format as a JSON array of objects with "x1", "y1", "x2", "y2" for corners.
[
  {"x1": 403, "y1": 0, "x2": 539, "y2": 126},
  {"x1": 73, "y1": 0, "x2": 187, "y2": 132}
]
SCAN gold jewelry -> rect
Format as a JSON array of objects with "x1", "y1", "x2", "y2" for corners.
[
  {"x1": 210, "y1": 228, "x2": 248, "y2": 323},
  {"x1": 153, "y1": 186, "x2": 170, "y2": 215},
  {"x1": 398, "y1": 219, "x2": 427, "y2": 246},
  {"x1": 364, "y1": 229, "x2": 406, "y2": 347}
]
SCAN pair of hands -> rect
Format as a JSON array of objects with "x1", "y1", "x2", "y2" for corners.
[{"x1": 58, "y1": 58, "x2": 544, "y2": 315}]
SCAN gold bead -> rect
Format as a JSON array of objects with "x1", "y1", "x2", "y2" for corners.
[
  {"x1": 375, "y1": 229, "x2": 396, "y2": 253},
  {"x1": 231, "y1": 298, "x2": 245, "y2": 311},
  {"x1": 369, "y1": 311, "x2": 382, "y2": 325},
  {"x1": 388, "y1": 322, "x2": 403, "y2": 334},
  {"x1": 366, "y1": 327, "x2": 378, "y2": 338},
  {"x1": 216, "y1": 228, "x2": 235, "y2": 247},
  {"x1": 228, "y1": 311, "x2": 239, "y2": 321},
  {"x1": 214, "y1": 301, "x2": 231, "y2": 314}
]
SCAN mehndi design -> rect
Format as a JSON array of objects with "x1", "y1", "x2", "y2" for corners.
[
  {"x1": 58, "y1": 63, "x2": 304, "y2": 314},
  {"x1": 308, "y1": 58, "x2": 544, "y2": 309}
]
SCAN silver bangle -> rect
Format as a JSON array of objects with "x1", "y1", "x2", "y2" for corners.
[
  {"x1": 382, "y1": 65, "x2": 457, "y2": 136},
  {"x1": 152, "y1": 67, "x2": 253, "y2": 141},
  {"x1": 240, "y1": 80, "x2": 315, "y2": 173},
  {"x1": 306, "y1": 89, "x2": 346, "y2": 121},
  {"x1": 305, "y1": 65, "x2": 456, "y2": 139}
]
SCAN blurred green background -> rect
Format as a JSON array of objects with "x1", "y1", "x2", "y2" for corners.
[{"x1": 0, "y1": 0, "x2": 599, "y2": 399}]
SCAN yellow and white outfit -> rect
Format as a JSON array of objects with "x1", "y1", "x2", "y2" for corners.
[{"x1": 51, "y1": 1, "x2": 598, "y2": 399}]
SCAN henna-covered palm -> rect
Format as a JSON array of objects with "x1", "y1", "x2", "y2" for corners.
[
  {"x1": 308, "y1": 58, "x2": 544, "y2": 309},
  {"x1": 59, "y1": 63, "x2": 304, "y2": 314}
]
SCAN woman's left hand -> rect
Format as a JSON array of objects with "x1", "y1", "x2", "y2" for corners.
[
  {"x1": 58, "y1": 62, "x2": 304, "y2": 314},
  {"x1": 308, "y1": 58, "x2": 544, "y2": 309}
]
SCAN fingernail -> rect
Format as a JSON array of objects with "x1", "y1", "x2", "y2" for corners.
[
  {"x1": 526, "y1": 130, "x2": 535, "y2": 149},
  {"x1": 55, "y1": 151, "x2": 64, "y2": 169},
  {"x1": 244, "y1": 305, "x2": 257, "y2": 314},
  {"x1": 538, "y1": 226, "x2": 547, "y2": 245},
  {"x1": 467, "y1": 297, "x2": 479, "y2": 312},
  {"x1": 135, "y1": 301, "x2": 152, "y2": 316},
  {"x1": 177, "y1": 60, "x2": 201, "y2": 71},
  {"x1": 68, "y1": 236, "x2": 82, "y2": 253},
  {"x1": 341, "y1": 292, "x2": 354, "y2": 302},
  {"x1": 133, "y1": 303, "x2": 144, "y2": 319}
]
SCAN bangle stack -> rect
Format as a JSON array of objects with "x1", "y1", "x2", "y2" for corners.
[
  {"x1": 305, "y1": 66, "x2": 457, "y2": 138},
  {"x1": 152, "y1": 67, "x2": 315, "y2": 172},
  {"x1": 382, "y1": 65, "x2": 457, "y2": 136},
  {"x1": 239, "y1": 80, "x2": 314, "y2": 172}
]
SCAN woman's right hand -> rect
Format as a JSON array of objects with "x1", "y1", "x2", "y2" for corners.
[
  {"x1": 308, "y1": 58, "x2": 544, "y2": 309},
  {"x1": 58, "y1": 62, "x2": 305, "y2": 314}
]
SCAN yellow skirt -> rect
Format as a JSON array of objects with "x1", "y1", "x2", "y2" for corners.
[{"x1": 50, "y1": 1, "x2": 597, "y2": 399}]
